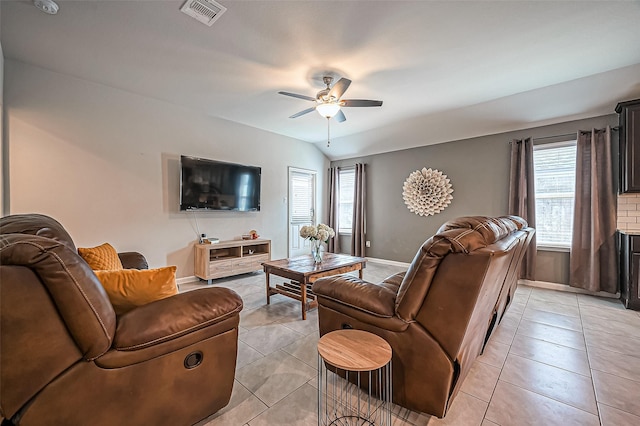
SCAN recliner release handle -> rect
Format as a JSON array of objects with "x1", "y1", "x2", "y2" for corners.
[{"x1": 184, "y1": 351, "x2": 203, "y2": 369}]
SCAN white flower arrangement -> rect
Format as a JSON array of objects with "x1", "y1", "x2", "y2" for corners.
[{"x1": 300, "y1": 223, "x2": 336, "y2": 243}]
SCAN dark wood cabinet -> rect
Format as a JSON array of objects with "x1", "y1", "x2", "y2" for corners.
[
  {"x1": 620, "y1": 232, "x2": 640, "y2": 310},
  {"x1": 616, "y1": 98, "x2": 640, "y2": 193}
]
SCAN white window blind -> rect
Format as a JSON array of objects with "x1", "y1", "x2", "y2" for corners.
[
  {"x1": 533, "y1": 141, "x2": 577, "y2": 248},
  {"x1": 290, "y1": 171, "x2": 314, "y2": 222},
  {"x1": 339, "y1": 169, "x2": 355, "y2": 234}
]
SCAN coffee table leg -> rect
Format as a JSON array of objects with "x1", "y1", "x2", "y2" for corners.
[
  {"x1": 301, "y1": 280, "x2": 307, "y2": 321},
  {"x1": 359, "y1": 267, "x2": 363, "y2": 280},
  {"x1": 265, "y1": 272, "x2": 271, "y2": 305}
]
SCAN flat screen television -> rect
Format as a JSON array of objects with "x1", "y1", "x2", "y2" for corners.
[{"x1": 180, "y1": 155, "x2": 261, "y2": 211}]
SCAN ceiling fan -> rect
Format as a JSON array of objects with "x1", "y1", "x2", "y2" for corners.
[{"x1": 278, "y1": 76, "x2": 383, "y2": 123}]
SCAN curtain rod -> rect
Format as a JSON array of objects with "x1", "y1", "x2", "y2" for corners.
[
  {"x1": 335, "y1": 163, "x2": 366, "y2": 170},
  {"x1": 533, "y1": 133, "x2": 576, "y2": 141},
  {"x1": 532, "y1": 126, "x2": 620, "y2": 142}
]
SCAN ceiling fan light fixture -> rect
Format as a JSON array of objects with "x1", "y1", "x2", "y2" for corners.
[
  {"x1": 278, "y1": 75, "x2": 381, "y2": 126},
  {"x1": 33, "y1": 0, "x2": 59, "y2": 15},
  {"x1": 316, "y1": 102, "x2": 341, "y2": 118}
]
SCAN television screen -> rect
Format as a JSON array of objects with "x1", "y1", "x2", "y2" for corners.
[{"x1": 180, "y1": 156, "x2": 261, "y2": 211}]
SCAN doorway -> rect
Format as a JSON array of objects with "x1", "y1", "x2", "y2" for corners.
[{"x1": 288, "y1": 167, "x2": 317, "y2": 258}]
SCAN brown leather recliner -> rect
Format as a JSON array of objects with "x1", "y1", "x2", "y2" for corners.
[
  {"x1": 312, "y1": 216, "x2": 534, "y2": 418},
  {"x1": 0, "y1": 214, "x2": 243, "y2": 426}
]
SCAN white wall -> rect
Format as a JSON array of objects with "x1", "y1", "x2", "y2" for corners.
[{"x1": 5, "y1": 60, "x2": 329, "y2": 277}]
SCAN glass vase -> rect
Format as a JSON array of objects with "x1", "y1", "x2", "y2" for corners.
[{"x1": 311, "y1": 239, "x2": 324, "y2": 264}]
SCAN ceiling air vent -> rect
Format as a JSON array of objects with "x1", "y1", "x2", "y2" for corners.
[{"x1": 180, "y1": 0, "x2": 227, "y2": 27}]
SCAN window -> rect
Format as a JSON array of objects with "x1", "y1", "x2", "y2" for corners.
[
  {"x1": 533, "y1": 141, "x2": 577, "y2": 248},
  {"x1": 338, "y1": 169, "x2": 355, "y2": 234},
  {"x1": 290, "y1": 170, "x2": 315, "y2": 223}
]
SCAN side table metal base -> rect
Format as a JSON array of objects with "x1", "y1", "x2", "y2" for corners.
[{"x1": 317, "y1": 330, "x2": 393, "y2": 426}]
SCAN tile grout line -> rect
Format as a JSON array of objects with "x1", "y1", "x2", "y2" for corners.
[
  {"x1": 245, "y1": 380, "x2": 314, "y2": 425},
  {"x1": 492, "y1": 379, "x2": 600, "y2": 420},
  {"x1": 597, "y1": 401, "x2": 640, "y2": 421},
  {"x1": 505, "y1": 336, "x2": 592, "y2": 377},
  {"x1": 520, "y1": 292, "x2": 600, "y2": 418},
  {"x1": 497, "y1": 354, "x2": 599, "y2": 416},
  {"x1": 489, "y1": 289, "x2": 601, "y2": 422},
  {"x1": 481, "y1": 285, "x2": 531, "y2": 425},
  {"x1": 585, "y1": 344, "x2": 640, "y2": 383},
  {"x1": 577, "y1": 294, "x2": 603, "y2": 424},
  {"x1": 508, "y1": 291, "x2": 599, "y2": 419}
]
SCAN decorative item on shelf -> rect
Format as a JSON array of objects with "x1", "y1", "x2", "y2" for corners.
[
  {"x1": 242, "y1": 230, "x2": 260, "y2": 240},
  {"x1": 402, "y1": 167, "x2": 454, "y2": 217},
  {"x1": 299, "y1": 223, "x2": 335, "y2": 264},
  {"x1": 199, "y1": 234, "x2": 219, "y2": 244}
]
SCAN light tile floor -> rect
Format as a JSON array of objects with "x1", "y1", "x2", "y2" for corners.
[{"x1": 181, "y1": 261, "x2": 640, "y2": 426}]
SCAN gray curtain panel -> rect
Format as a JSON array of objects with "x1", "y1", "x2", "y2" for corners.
[
  {"x1": 351, "y1": 163, "x2": 367, "y2": 257},
  {"x1": 509, "y1": 137, "x2": 537, "y2": 280},
  {"x1": 327, "y1": 167, "x2": 340, "y2": 253},
  {"x1": 569, "y1": 127, "x2": 618, "y2": 293}
]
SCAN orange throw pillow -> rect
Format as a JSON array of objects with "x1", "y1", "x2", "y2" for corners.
[
  {"x1": 78, "y1": 243, "x2": 123, "y2": 271},
  {"x1": 94, "y1": 266, "x2": 178, "y2": 315}
]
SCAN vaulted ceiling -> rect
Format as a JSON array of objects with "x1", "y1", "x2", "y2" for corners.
[{"x1": 2, "y1": 0, "x2": 640, "y2": 159}]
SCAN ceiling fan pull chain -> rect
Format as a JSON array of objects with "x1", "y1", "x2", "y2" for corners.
[{"x1": 327, "y1": 117, "x2": 331, "y2": 147}]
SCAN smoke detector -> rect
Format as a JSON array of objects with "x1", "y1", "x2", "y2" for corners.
[
  {"x1": 180, "y1": 0, "x2": 227, "y2": 26},
  {"x1": 33, "y1": 0, "x2": 59, "y2": 15}
]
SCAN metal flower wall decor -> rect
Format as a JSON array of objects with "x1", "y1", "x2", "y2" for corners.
[{"x1": 402, "y1": 168, "x2": 454, "y2": 216}]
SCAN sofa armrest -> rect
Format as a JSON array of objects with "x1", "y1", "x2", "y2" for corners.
[
  {"x1": 118, "y1": 252, "x2": 148, "y2": 270},
  {"x1": 381, "y1": 271, "x2": 406, "y2": 290},
  {"x1": 312, "y1": 275, "x2": 396, "y2": 318},
  {"x1": 113, "y1": 287, "x2": 242, "y2": 351}
]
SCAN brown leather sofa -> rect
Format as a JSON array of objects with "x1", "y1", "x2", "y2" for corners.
[
  {"x1": 0, "y1": 214, "x2": 243, "y2": 426},
  {"x1": 312, "y1": 216, "x2": 534, "y2": 418}
]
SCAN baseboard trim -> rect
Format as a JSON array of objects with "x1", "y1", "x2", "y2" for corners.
[
  {"x1": 519, "y1": 279, "x2": 619, "y2": 299},
  {"x1": 177, "y1": 276, "x2": 199, "y2": 285},
  {"x1": 366, "y1": 257, "x2": 411, "y2": 268},
  {"x1": 179, "y1": 269, "x2": 618, "y2": 299}
]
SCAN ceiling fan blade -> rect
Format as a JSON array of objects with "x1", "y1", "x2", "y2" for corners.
[
  {"x1": 289, "y1": 107, "x2": 316, "y2": 119},
  {"x1": 341, "y1": 99, "x2": 383, "y2": 107},
  {"x1": 335, "y1": 110, "x2": 347, "y2": 123},
  {"x1": 278, "y1": 91, "x2": 316, "y2": 102},
  {"x1": 328, "y1": 78, "x2": 352, "y2": 99}
]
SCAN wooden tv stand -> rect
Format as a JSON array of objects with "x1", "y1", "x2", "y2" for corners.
[{"x1": 194, "y1": 239, "x2": 271, "y2": 284}]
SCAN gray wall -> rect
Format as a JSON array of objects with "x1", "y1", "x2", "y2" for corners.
[{"x1": 332, "y1": 114, "x2": 618, "y2": 284}]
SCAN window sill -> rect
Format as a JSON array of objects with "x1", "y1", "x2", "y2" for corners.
[
  {"x1": 537, "y1": 245, "x2": 570, "y2": 253},
  {"x1": 338, "y1": 231, "x2": 352, "y2": 236}
]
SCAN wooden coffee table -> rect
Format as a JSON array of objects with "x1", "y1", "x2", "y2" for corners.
[{"x1": 262, "y1": 253, "x2": 366, "y2": 320}]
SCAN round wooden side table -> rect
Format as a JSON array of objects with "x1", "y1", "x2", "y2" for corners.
[{"x1": 317, "y1": 329, "x2": 392, "y2": 426}]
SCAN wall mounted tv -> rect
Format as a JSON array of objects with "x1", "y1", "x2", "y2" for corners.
[{"x1": 180, "y1": 155, "x2": 261, "y2": 212}]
